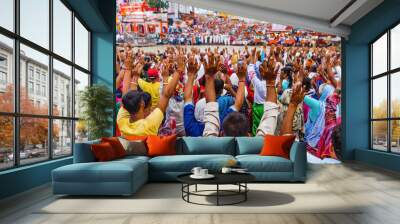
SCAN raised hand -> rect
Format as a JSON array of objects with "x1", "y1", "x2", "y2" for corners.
[
  {"x1": 176, "y1": 52, "x2": 186, "y2": 73},
  {"x1": 237, "y1": 61, "x2": 247, "y2": 81},
  {"x1": 217, "y1": 58, "x2": 228, "y2": 74},
  {"x1": 224, "y1": 75, "x2": 233, "y2": 92},
  {"x1": 290, "y1": 82, "x2": 306, "y2": 105},
  {"x1": 161, "y1": 61, "x2": 171, "y2": 80},
  {"x1": 187, "y1": 56, "x2": 200, "y2": 76},
  {"x1": 259, "y1": 58, "x2": 278, "y2": 84},
  {"x1": 132, "y1": 61, "x2": 143, "y2": 77},
  {"x1": 125, "y1": 50, "x2": 134, "y2": 70},
  {"x1": 203, "y1": 53, "x2": 219, "y2": 76}
]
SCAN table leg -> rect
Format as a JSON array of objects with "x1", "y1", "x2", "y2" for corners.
[
  {"x1": 195, "y1": 184, "x2": 198, "y2": 192},
  {"x1": 245, "y1": 183, "x2": 247, "y2": 201},
  {"x1": 187, "y1": 184, "x2": 190, "y2": 202},
  {"x1": 217, "y1": 184, "x2": 219, "y2": 206}
]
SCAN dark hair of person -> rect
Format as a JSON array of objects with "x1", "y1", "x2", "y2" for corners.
[
  {"x1": 122, "y1": 90, "x2": 152, "y2": 115},
  {"x1": 199, "y1": 76, "x2": 206, "y2": 87},
  {"x1": 281, "y1": 65, "x2": 293, "y2": 88},
  {"x1": 222, "y1": 112, "x2": 250, "y2": 137},
  {"x1": 214, "y1": 78, "x2": 224, "y2": 96},
  {"x1": 143, "y1": 63, "x2": 151, "y2": 72},
  {"x1": 287, "y1": 74, "x2": 293, "y2": 89},
  {"x1": 302, "y1": 77, "x2": 312, "y2": 91}
]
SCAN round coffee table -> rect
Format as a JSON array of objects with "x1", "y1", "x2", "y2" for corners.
[{"x1": 177, "y1": 173, "x2": 255, "y2": 206}]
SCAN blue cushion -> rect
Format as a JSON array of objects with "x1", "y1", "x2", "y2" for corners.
[
  {"x1": 116, "y1": 155, "x2": 150, "y2": 163},
  {"x1": 52, "y1": 157, "x2": 148, "y2": 195},
  {"x1": 53, "y1": 158, "x2": 147, "y2": 183},
  {"x1": 53, "y1": 163, "x2": 134, "y2": 183},
  {"x1": 236, "y1": 137, "x2": 264, "y2": 155},
  {"x1": 149, "y1": 154, "x2": 235, "y2": 172},
  {"x1": 236, "y1": 155, "x2": 293, "y2": 172},
  {"x1": 180, "y1": 137, "x2": 235, "y2": 155}
]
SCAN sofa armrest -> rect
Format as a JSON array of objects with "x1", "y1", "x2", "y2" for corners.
[
  {"x1": 289, "y1": 141, "x2": 307, "y2": 182},
  {"x1": 73, "y1": 140, "x2": 100, "y2": 163}
]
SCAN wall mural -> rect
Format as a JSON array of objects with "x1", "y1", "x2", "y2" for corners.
[{"x1": 115, "y1": 0, "x2": 342, "y2": 163}]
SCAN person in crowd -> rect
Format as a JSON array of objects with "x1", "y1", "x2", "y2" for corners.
[
  {"x1": 201, "y1": 52, "x2": 247, "y2": 136},
  {"x1": 116, "y1": 51, "x2": 184, "y2": 136},
  {"x1": 304, "y1": 59, "x2": 341, "y2": 159},
  {"x1": 201, "y1": 48, "x2": 306, "y2": 137}
]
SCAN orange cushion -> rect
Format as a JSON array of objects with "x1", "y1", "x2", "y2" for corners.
[
  {"x1": 146, "y1": 135, "x2": 177, "y2": 157},
  {"x1": 91, "y1": 142, "x2": 118, "y2": 162},
  {"x1": 259, "y1": 135, "x2": 296, "y2": 159},
  {"x1": 101, "y1": 137, "x2": 126, "y2": 158},
  {"x1": 124, "y1": 136, "x2": 148, "y2": 142}
]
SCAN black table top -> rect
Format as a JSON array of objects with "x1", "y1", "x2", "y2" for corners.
[{"x1": 177, "y1": 172, "x2": 255, "y2": 185}]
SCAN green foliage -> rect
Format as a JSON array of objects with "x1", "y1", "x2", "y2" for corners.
[
  {"x1": 147, "y1": 0, "x2": 169, "y2": 10},
  {"x1": 79, "y1": 84, "x2": 114, "y2": 140}
]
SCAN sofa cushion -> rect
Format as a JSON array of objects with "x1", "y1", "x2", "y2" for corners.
[
  {"x1": 149, "y1": 154, "x2": 235, "y2": 172},
  {"x1": 118, "y1": 138, "x2": 147, "y2": 156},
  {"x1": 236, "y1": 137, "x2": 264, "y2": 155},
  {"x1": 53, "y1": 158, "x2": 147, "y2": 183},
  {"x1": 113, "y1": 155, "x2": 150, "y2": 166},
  {"x1": 236, "y1": 155, "x2": 293, "y2": 172},
  {"x1": 73, "y1": 140, "x2": 100, "y2": 163},
  {"x1": 91, "y1": 142, "x2": 118, "y2": 162},
  {"x1": 260, "y1": 135, "x2": 296, "y2": 159},
  {"x1": 180, "y1": 137, "x2": 235, "y2": 155},
  {"x1": 147, "y1": 135, "x2": 177, "y2": 157},
  {"x1": 101, "y1": 137, "x2": 127, "y2": 158}
]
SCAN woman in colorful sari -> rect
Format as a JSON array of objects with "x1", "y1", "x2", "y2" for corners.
[{"x1": 304, "y1": 83, "x2": 338, "y2": 159}]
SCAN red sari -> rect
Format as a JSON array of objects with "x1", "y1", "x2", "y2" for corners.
[{"x1": 308, "y1": 93, "x2": 341, "y2": 159}]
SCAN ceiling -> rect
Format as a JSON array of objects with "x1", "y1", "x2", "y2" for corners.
[{"x1": 169, "y1": 0, "x2": 384, "y2": 38}]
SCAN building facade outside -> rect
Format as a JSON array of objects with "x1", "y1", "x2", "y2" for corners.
[{"x1": 0, "y1": 41, "x2": 77, "y2": 168}]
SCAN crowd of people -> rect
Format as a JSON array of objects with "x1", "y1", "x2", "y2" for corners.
[
  {"x1": 115, "y1": 44, "x2": 342, "y2": 160},
  {"x1": 162, "y1": 14, "x2": 340, "y2": 47},
  {"x1": 116, "y1": 9, "x2": 340, "y2": 47}
]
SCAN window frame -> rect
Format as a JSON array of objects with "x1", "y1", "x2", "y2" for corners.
[
  {"x1": 370, "y1": 21, "x2": 400, "y2": 154},
  {"x1": 0, "y1": 0, "x2": 92, "y2": 171}
]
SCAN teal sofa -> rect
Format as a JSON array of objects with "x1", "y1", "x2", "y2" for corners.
[{"x1": 52, "y1": 137, "x2": 307, "y2": 196}]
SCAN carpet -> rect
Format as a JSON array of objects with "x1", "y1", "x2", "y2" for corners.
[{"x1": 37, "y1": 183, "x2": 362, "y2": 214}]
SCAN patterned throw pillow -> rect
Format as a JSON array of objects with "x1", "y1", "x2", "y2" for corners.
[{"x1": 118, "y1": 137, "x2": 147, "y2": 156}]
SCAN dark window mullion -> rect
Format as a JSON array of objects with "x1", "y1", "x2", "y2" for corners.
[
  {"x1": 370, "y1": 44, "x2": 373, "y2": 149},
  {"x1": 71, "y1": 10, "x2": 76, "y2": 155},
  {"x1": 13, "y1": 0, "x2": 21, "y2": 167},
  {"x1": 49, "y1": 0, "x2": 54, "y2": 160},
  {"x1": 387, "y1": 30, "x2": 391, "y2": 152}
]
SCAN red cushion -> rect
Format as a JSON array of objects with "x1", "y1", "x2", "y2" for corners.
[
  {"x1": 91, "y1": 142, "x2": 118, "y2": 162},
  {"x1": 260, "y1": 135, "x2": 296, "y2": 159},
  {"x1": 146, "y1": 135, "x2": 177, "y2": 157},
  {"x1": 101, "y1": 137, "x2": 127, "y2": 158}
]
